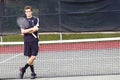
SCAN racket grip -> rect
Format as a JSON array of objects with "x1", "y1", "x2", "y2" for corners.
[{"x1": 32, "y1": 33, "x2": 37, "y2": 38}]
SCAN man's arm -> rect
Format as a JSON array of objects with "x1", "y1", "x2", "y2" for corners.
[
  {"x1": 21, "y1": 27, "x2": 39, "y2": 34},
  {"x1": 21, "y1": 17, "x2": 39, "y2": 34},
  {"x1": 21, "y1": 28, "x2": 33, "y2": 34},
  {"x1": 33, "y1": 17, "x2": 39, "y2": 32}
]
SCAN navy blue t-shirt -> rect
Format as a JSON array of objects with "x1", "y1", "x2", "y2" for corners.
[{"x1": 24, "y1": 16, "x2": 39, "y2": 42}]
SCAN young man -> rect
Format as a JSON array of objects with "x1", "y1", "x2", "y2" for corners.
[{"x1": 19, "y1": 5, "x2": 39, "y2": 79}]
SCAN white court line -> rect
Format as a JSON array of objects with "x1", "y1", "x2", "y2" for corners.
[
  {"x1": 0, "y1": 54, "x2": 120, "y2": 64},
  {"x1": 0, "y1": 53, "x2": 22, "y2": 64},
  {"x1": 36, "y1": 56, "x2": 120, "y2": 62}
]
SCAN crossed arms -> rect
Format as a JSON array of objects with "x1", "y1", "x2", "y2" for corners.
[{"x1": 21, "y1": 18, "x2": 39, "y2": 35}]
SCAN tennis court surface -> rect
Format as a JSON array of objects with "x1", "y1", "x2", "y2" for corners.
[
  {"x1": 0, "y1": 37, "x2": 120, "y2": 79},
  {"x1": 7, "y1": 75, "x2": 120, "y2": 80}
]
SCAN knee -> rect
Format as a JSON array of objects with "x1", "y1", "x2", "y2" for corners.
[{"x1": 31, "y1": 56, "x2": 36, "y2": 60}]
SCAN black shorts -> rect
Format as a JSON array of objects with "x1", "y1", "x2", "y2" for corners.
[{"x1": 24, "y1": 41, "x2": 39, "y2": 57}]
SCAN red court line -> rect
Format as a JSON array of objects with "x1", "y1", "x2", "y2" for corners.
[{"x1": 0, "y1": 41, "x2": 120, "y2": 54}]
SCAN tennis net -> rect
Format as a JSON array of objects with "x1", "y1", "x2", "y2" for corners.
[{"x1": 0, "y1": 37, "x2": 120, "y2": 79}]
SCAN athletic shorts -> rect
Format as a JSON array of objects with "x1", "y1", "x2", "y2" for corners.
[{"x1": 24, "y1": 41, "x2": 38, "y2": 57}]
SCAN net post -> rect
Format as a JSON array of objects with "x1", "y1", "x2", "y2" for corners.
[
  {"x1": 0, "y1": 19, "x2": 3, "y2": 46},
  {"x1": 60, "y1": 32, "x2": 62, "y2": 41},
  {"x1": 0, "y1": 0, "x2": 4, "y2": 46},
  {"x1": 58, "y1": 0, "x2": 62, "y2": 41},
  {"x1": 0, "y1": 36, "x2": 2, "y2": 43},
  {"x1": 0, "y1": 18, "x2": 2, "y2": 46}
]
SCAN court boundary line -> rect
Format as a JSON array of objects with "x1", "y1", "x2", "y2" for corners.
[
  {"x1": 2, "y1": 56, "x2": 120, "y2": 63},
  {"x1": 35, "y1": 56, "x2": 120, "y2": 62},
  {"x1": 0, "y1": 53, "x2": 22, "y2": 64}
]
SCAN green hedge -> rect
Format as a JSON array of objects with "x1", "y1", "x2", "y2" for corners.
[{"x1": 2, "y1": 33, "x2": 120, "y2": 42}]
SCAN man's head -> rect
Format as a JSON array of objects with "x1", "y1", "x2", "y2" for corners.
[{"x1": 24, "y1": 5, "x2": 33, "y2": 18}]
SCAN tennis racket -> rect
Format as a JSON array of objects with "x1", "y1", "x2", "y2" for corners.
[{"x1": 17, "y1": 17, "x2": 37, "y2": 38}]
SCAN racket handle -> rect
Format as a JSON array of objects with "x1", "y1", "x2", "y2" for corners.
[{"x1": 32, "y1": 33, "x2": 37, "y2": 38}]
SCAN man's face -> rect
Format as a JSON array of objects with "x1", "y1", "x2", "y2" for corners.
[{"x1": 25, "y1": 9, "x2": 32, "y2": 18}]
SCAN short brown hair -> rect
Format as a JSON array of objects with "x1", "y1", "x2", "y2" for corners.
[{"x1": 24, "y1": 5, "x2": 32, "y2": 11}]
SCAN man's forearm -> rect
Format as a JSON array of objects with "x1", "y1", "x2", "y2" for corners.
[
  {"x1": 21, "y1": 28, "x2": 33, "y2": 34},
  {"x1": 21, "y1": 27, "x2": 39, "y2": 34}
]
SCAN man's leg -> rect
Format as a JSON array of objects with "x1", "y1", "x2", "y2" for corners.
[
  {"x1": 27, "y1": 56, "x2": 37, "y2": 79},
  {"x1": 19, "y1": 61, "x2": 30, "y2": 79},
  {"x1": 19, "y1": 42, "x2": 31, "y2": 79},
  {"x1": 27, "y1": 56, "x2": 36, "y2": 65},
  {"x1": 28, "y1": 41, "x2": 38, "y2": 79},
  {"x1": 28, "y1": 56, "x2": 35, "y2": 73}
]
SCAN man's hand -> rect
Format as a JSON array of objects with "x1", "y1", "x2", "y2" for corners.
[{"x1": 34, "y1": 26, "x2": 39, "y2": 31}]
